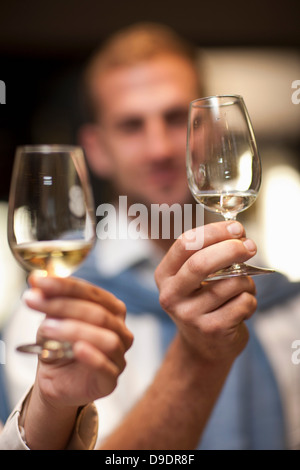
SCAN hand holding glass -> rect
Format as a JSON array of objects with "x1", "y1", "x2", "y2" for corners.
[
  {"x1": 186, "y1": 95, "x2": 274, "y2": 280},
  {"x1": 7, "y1": 145, "x2": 96, "y2": 359}
]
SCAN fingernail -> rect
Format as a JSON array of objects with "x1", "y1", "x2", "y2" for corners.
[
  {"x1": 227, "y1": 222, "x2": 243, "y2": 236},
  {"x1": 23, "y1": 288, "x2": 44, "y2": 305},
  {"x1": 243, "y1": 239, "x2": 257, "y2": 253},
  {"x1": 41, "y1": 319, "x2": 62, "y2": 333}
]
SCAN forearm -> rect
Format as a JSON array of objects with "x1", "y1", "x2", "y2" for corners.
[
  {"x1": 99, "y1": 334, "x2": 235, "y2": 450},
  {"x1": 24, "y1": 382, "x2": 79, "y2": 450}
]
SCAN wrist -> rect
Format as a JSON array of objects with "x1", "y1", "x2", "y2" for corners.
[
  {"x1": 175, "y1": 320, "x2": 249, "y2": 370},
  {"x1": 171, "y1": 333, "x2": 235, "y2": 379},
  {"x1": 33, "y1": 379, "x2": 79, "y2": 414},
  {"x1": 24, "y1": 382, "x2": 79, "y2": 450}
]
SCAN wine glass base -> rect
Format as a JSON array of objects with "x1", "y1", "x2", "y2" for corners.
[
  {"x1": 16, "y1": 340, "x2": 74, "y2": 362},
  {"x1": 204, "y1": 263, "x2": 275, "y2": 281}
]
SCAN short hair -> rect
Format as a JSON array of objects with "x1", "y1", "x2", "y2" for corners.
[{"x1": 82, "y1": 22, "x2": 203, "y2": 121}]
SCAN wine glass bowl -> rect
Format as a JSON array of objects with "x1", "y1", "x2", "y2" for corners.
[
  {"x1": 7, "y1": 145, "x2": 96, "y2": 357},
  {"x1": 186, "y1": 95, "x2": 274, "y2": 280}
]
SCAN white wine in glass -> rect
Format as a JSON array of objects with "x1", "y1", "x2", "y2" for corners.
[
  {"x1": 7, "y1": 145, "x2": 96, "y2": 359},
  {"x1": 186, "y1": 95, "x2": 274, "y2": 281}
]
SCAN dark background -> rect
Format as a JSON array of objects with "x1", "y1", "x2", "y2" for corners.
[{"x1": 1, "y1": 0, "x2": 300, "y2": 201}]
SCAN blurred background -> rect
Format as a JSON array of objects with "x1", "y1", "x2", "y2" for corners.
[{"x1": 0, "y1": 0, "x2": 299, "y2": 284}]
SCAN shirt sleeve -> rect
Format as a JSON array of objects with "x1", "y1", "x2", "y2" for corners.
[{"x1": 0, "y1": 388, "x2": 98, "y2": 450}]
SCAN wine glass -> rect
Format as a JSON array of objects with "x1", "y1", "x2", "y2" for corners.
[
  {"x1": 7, "y1": 145, "x2": 96, "y2": 360},
  {"x1": 186, "y1": 95, "x2": 274, "y2": 281}
]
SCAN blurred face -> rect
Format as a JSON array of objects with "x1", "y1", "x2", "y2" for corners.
[{"x1": 92, "y1": 55, "x2": 200, "y2": 207}]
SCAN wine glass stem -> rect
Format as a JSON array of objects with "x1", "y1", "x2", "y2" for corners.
[
  {"x1": 223, "y1": 214, "x2": 237, "y2": 221},
  {"x1": 223, "y1": 214, "x2": 242, "y2": 270}
]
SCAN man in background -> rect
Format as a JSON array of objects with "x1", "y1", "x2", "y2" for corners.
[{"x1": 76, "y1": 22, "x2": 290, "y2": 449}]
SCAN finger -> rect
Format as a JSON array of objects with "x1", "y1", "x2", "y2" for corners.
[
  {"x1": 24, "y1": 290, "x2": 133, "y2": 351},
  {"x1": 199, "y1": 276, "x2": 256, "y2": 313},
  {"x1": 155, "y1": 221, "x2": 246, "y2": 286},
  {"x1": 159, "y1": 238, "x2": 257, "y2": 305},
  {"x1": 28, "y1": 275, "x2": 126, "y2": 318},
  {"x1": 72, "y1": 342, "x2": 122, "y2": 398},
  {"x1": 28, "y1": 293, "x2": 134, "y2": 353},
  {"x1": 38, "y1": 318, "x2": 129, "y2": 370},
  {"x1": 178, "y1": 238, "x2": 256, "y2": 292},
  {"x1": 198, "y1": 291, "x2": 258, "y2": 335},
  {"x1": 168, "y1": 276, "x2": 256, "y2": 322},
  {"x1": 73, "y1": 340, "x2": 123, "y2": 373}
]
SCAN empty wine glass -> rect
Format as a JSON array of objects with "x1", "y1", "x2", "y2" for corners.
[
  {"x1": 7, "y1": 145, "x2": 96, "y2": 360},
  {"x1": 186, "y1": 95, "x2": 274, "y2": 281}
]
